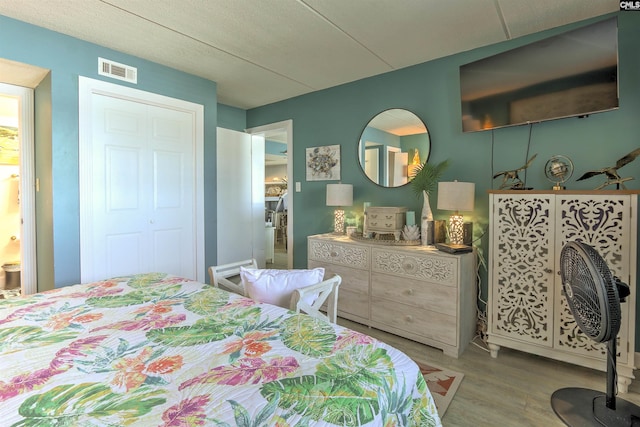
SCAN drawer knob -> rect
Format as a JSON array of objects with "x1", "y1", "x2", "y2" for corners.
[
  {"x1": 405, "y1": 289, "x2": 414, "y2": 296},
  {"x1": 405, "y1": 315, "x2": 413, "y2": 323},
  {"x1": 330, "y1": 251, "x2": 338, "y2": 258}
]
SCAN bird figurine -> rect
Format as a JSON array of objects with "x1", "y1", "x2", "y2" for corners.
[
  {"x1": 576, "y1": 147, "x2": 640, "y2": 190},
  {"x1": 493, "y1": 154, "x2": 537, "y2": 190}
]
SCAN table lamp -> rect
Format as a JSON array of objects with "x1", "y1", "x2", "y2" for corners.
[
  {"x1": 326, "y1": 183, "x2": 353, "y2": 234},
  {"x1": 437, "y1": 181, "x2": 475, "y2": 245}
]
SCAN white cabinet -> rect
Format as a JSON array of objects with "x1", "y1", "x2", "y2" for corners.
[
  {"x1": 308, "y1": 233, "x2": 476, "y2": 358},
  {"x1": 265, "y1": 226, "x2": 275, "y2": 263},
  {"x1": 488, "y1": 191, "x2": 638, "y2": 391}
]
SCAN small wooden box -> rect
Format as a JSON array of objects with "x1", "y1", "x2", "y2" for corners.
[{"x1": 365, "y1": 207, "x2": 407, "y2": 240}]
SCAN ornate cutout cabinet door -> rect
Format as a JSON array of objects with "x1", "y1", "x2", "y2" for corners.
[
  {"x1": 490, "y1": 194, "x2": 555, "y2": 348},
  {"x1": 488, "y1": 191, "x2": 638, "y2": 392}
]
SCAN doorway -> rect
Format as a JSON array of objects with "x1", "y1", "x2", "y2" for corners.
[
  {"x1": 246, "y1": 120, "x2": 292, "y2": 269},
  {"x1": 0, "y1": 83, "x2": 36, "y2": 296}
]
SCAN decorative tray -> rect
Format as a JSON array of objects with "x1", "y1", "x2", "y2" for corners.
[{"x1": 349, "y1": 232, "x2": 421, "y2": 246}]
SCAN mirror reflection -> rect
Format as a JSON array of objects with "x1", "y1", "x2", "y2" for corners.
[{"x1": 358, "y1": 109, "x2": 431, "y2": 187}]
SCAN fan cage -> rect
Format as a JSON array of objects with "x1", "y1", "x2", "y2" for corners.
[{"x1": 560, "y1": 242, "x2": 621, "y2": 343}]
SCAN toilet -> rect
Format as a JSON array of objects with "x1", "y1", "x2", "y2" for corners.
[{"x1": 2, "y1": 262, "x2": 21, "y2": 290}]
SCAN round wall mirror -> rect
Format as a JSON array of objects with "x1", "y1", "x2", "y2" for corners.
[{"x1": 358, "y1": 109, "x2": 431, "y2": 188}]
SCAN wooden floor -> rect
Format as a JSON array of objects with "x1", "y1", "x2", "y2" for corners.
[
  {"x1": 266, "y1": 241, "x2": 288, "y2": 270},
  {"x1": 337, "y1": 318, "x2": 640, "y2": 427}
]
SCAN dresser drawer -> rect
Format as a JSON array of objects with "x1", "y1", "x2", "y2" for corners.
[
  {"x1": 308, "y1": 238, "x2": 370, "y2": 270},
  {"x1": 371, "y1": 297, "x2": 457, "y2": 346},
  {"x1": 338, "y1": 289, "x2": 369, "y2": 321},
  {"x1": 371, "y1": 248, "x2": 458, "y2": 287},
  {"x1": 309, "y1": 261, "x2": 370, "y2": 296},
  {"x1": 371, "y1": 272, "x2": 457, "y2": 316}
]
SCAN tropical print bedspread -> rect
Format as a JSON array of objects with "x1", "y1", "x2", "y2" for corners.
[{"x1": 0, "y1": 273, "x2": 441, "y2": 426}]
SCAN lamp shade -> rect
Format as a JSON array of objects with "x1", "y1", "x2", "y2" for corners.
[
  {"x1": 326, "y1": 184, "x2": 353, "y2": 206},
  {"x1": 437, "y1": 181, "x2": 475, "y2": 212}
]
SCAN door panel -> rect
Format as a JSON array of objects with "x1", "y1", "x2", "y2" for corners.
[
  {"x1": 154, "y1": 151, "x2": 183, "y2": 209},
  {"x1": 216, "y1": 128, "x2": 265, "y2": 267},
  {"x1": 107, "y1": 146, "x2": 141, "y2": 211},
  {"x1": 84, "y1": 92, "x2": 195, "y2": 281},
  {"x1": 106, "y1": 233, "x2": 144, "y2": 277}
]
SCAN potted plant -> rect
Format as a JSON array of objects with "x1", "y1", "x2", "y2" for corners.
[{"x1": 409, "y1": 159, "x2": 449, "y2": 244}]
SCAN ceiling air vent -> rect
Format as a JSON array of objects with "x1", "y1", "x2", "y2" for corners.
[{"x1": 98, "y1": 58, "x2": 137, "y2": 84}]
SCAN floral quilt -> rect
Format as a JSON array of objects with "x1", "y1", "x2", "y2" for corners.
[{"x1": 0, "y1": 273, "x2": 441, "y2": 426}]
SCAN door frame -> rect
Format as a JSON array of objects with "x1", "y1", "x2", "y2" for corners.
[
  {"x1": 78, "y1": 77, "x2": 205, "y2": 282},
  {"x1": 246, "y1": 120, "x2": 293, "y2": 268},
  {"x1": 0, "y1": 83, "x2": 37, "y2": 295}
]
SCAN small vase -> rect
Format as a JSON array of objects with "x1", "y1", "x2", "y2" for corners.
[{"x1": 421, "y1": 190, "x2": 434, "y2": 246}]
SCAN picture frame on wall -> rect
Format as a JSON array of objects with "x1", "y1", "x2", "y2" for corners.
[
  {"x1": 0, "y1": 125, "x2": 19, "y2": 165},
  {"x1": 306, "y1": 144, "x2": 340, "y2": 181}
]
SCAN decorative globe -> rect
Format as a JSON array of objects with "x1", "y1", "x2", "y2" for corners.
[{"x1": 545, "y1": 155, "x2": 574, "y2": 190}]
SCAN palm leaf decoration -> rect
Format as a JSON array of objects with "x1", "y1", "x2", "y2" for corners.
[
  {"x1": 409, "y1": 159, "x2": 449, "y2": 197},
  {"x1": 260, "y1": 345, "x2": 393, "y2": 425},
  {"x1": 13, "y1": 383, "x2": 165, "y2": 426},
  {"x1": 146, "y1": 307, "x2": 262, "y2": 347},
  {"x1": 280, "y1": 315, "x2": 336, "y2": 357},
  {"x1": 86, "y1": 284, "x2": 183, "y2": 308},
  {"x1": 0, "y1": 326, "x2": 79, "y2": 354},
  {"x1": 184, "y1": 288, "x2": 230, "y2": 315},
  {"x1": 261, "y1": 375, "x2": 379, "y2": 425},
  {"x1": 126, "y1": 273, "x2": 169, "y2": 288}
]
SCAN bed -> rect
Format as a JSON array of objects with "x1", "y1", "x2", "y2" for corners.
[{"x1": 0, "y1": 273, "x2": 442, "y2": 426}]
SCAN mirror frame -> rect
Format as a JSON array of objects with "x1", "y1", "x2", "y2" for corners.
[{"x1": 357, "y1": 109, "x2": 431, "y2": 188}]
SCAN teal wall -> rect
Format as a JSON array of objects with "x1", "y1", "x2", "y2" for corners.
[
  {"x1": 3, "y1": 10, "x2": 640, "y2": 347},
  {"x1": 0, "y1": 15, "x2": 219, "y2": 286},
  {"x1": 218, "y1": 103, "x2": 246, "y2": 131},
  {"x1": 246, "y1": 12, "x2": 640, "y2": 341}
]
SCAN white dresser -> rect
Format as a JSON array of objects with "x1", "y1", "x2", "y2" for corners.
[
  {"x1": 488, "y1": 190, "x2": 638, "y2": 392},
  {"x1": 308, "y1": 233, "x2": 477, "y2": 358}
]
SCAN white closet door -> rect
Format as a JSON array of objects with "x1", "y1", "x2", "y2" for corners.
[
  {"x1": 216, "y1": 128, "x2": 265, "y2": 267},
  {"x1": 81, "y1": 90, "x2": 196, "y2": 282}
]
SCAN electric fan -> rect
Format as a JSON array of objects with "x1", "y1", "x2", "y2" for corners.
[{"x1": 551, "y1": 241, "x2": 640, "y2": 426}]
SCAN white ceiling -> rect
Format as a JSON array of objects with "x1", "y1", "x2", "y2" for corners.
[{"x1": 0, "y1": 0, "x2": 618, "y2": 110}]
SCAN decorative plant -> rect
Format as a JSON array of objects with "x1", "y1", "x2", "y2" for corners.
[
  {"x1": 410, "y1": 159, "x2": 450, "y2": 198},
  {"x1": 409, "y1": 159, "x2": 449, "y2": 245}
]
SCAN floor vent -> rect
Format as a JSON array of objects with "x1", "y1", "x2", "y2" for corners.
[{"x1": 98, "y1": 58, "x2": 137, "y2": 84}]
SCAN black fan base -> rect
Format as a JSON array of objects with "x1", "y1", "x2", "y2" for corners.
[{"x1": 552, "y1": 388, "x2": 640, "y2": 426}]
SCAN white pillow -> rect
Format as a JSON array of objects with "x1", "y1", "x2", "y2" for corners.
[{"x1": 240, "y1": 267, "x2": 325, "y2": 308}]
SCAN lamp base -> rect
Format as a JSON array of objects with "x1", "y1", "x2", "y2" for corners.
[
  {"x1": 333, "y1": 209, "x2": 345, "y2": 234},
  {"x1": 449, "y1": 214, "x2": 464, "y2": 245}
]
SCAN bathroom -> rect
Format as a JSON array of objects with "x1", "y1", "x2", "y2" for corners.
[{"x1": 0, "y1": 93, "x2": 21, "y2": 295}]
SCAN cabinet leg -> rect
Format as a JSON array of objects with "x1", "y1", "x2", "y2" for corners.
[
  {"x1": 618, "y1": 375, "x2": 632, "y2": 394},
  {"x1": 488, "y1": 343, "x2": 500, "y2": 358}
]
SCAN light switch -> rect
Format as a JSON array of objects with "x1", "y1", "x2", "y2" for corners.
[{"x1": 295, "y1": 182, "x2": 301, "y2": 192}]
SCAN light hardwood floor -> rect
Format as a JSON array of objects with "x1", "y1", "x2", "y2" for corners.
[
  {"x1": 337, "y1": 318, "x2": 640, "y2": 427},
  {"x1": 266, "y1": 242, "x2": 288, "y2": 270}
]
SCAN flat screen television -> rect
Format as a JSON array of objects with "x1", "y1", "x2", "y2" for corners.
[{"x1": 460, "y1": 17, "x2": 618, "y2": 133}]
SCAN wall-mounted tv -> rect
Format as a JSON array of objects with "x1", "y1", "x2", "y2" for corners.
[{"x1": 460, "y1": 17, "x2": 618, "y2": 133}]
